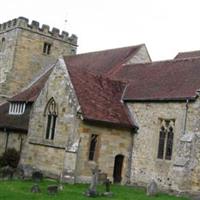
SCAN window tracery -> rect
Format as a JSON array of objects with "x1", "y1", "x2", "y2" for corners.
[
  {"x1": 157, "y1": 119, "x2": 174, "y2": 160},
  {"x1": 44, "y1": 98, "x2": 57, "y2": 140}
]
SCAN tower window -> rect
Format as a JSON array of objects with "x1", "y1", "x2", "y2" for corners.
[
  {"x1": 44, "y1": 98, "x2": 57, "y2": 140},
  {"x1": 157, "y1": 119, "x2": 174, "y2": 160},
  {"x1": 0, "y1": 38, "x2": 5, "y2": 52},
  {"x1": 43, "y1": 42, "x2": 51, "y2": 55},
  {"x1": 88, "y1": 134, "x2": 98, "y2": 161}
]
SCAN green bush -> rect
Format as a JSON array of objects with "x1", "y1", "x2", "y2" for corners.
[{"x1": 0, "y1": 148, "x2": 20, "y2": 168}]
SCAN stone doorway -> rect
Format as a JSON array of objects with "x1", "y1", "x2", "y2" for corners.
[{"x1": 113, "y1": 154, "x2": 124, "y2": 183}]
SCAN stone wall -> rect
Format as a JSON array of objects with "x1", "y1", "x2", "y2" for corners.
[
  {"x1": 76, "y1": 122, "x2": 132, "y2": 184},
  {"x1": 0, "y1": 131, "x2": 7, "y2": 155},
  {"x1": 125, "y1": 44, "x2": 151, "y2": 65},
  {"x1": 128, "y1": 99, "x2": 200, "y2": 192},
  {"x1": 20, "y1": 58, "x2": 80, "y2": 177},
  {"x1": 0, "y1": 131, "x2": 26, "y2": 155},
  {"x1": 0, "y1": 17, "x2": 77, "y2": 103},
  {"x1": 0, "y1": 29, "x2": 18, "y2": 101}
]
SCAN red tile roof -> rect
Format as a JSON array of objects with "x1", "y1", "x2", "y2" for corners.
[
  {"x1": 9, "y1": 67, "x2": 53, "y2": 102},
  {"x1": 64, "y1": 45, "x2": 143, "y2": 76},
  {"x1": 66, "y1": 65, "x2": 135, "y2": 128},
  {"x1": 175, "y1": 50, "x2": 200, "y2": 59},
  {"x1": 112, "y1": 58, "x2": 200, "y2": 101}
]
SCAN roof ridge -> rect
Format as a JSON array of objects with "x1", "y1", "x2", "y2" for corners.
[
  {"x1": 64, "y1": 44, "x2": 144, "y2": 58},
  {"x1": 122, "y1": 56, "x2": 200, "y2": 69},
  {"x1": 105, "y1": 45, "x2": 143, "y2": 78},
  {"x1": 178, "y1": 50, "x2": 200, "y2": 54}
]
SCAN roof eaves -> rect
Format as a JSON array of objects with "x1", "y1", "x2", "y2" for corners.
[
  {"x1": 82, "y1": 116, "x2": 134, "y2": 130},
  {"x1": 123, "y1": 96, "x2": 197, "y2": 102}
]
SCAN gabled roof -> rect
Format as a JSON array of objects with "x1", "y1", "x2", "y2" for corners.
[
  {"x1": 113, "y1": 57, "x2": 200, "y2": 101},
  {"x1": 0, "y1": 66, "x2": 54, "y2": 132},
  {"x1": 66, "y1": 64, "x2": 135, "y2": 129},
  {"x1": 0, "y1": 102, "x2": 31, "y2": 132},
  {"x1": 9, "y1": 66, "x2": 53, "y2": 102},
  {"x1": 175, "y1": 50, "x2": 200, "y2": 59},
  {"x1": 64, "y1": 45, "x2": 144, "y2": 76}
]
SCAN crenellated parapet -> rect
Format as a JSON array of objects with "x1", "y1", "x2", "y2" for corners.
[{"x1": 0, "y1": 17, "x2": 77, "y2": 45}]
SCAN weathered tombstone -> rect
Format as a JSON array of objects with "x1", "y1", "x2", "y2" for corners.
[
  {"x1": 32, "y1": 171, "x2": 43, "y2": 182},
  {"x1": 103, "y1": 178, "x2": 113, "y2": 197},
  {"x1": 14, "y1": 167, "x2": 24, "y2": 179},
  {"x1": 147, "y1": 179, "x2": 158, "y2": 196},
  {"x1": 47, "y1": 185, "x2": 58, "y2": 195},
  {"x1": 104, "y1": 178, "x2": 111, "y2": 192},
  {"x1": 0, "y1": 166, "x2": 14, "y2": 180},
  {"x1": 31, "y1": 184, "x2": 41, "y2": 193},
  {"x1": 85, "y1": 165, "x2": 99, "y2": 197}
]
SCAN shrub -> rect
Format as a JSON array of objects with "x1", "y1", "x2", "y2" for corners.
[{"x1": 0, "y1": 148, "x2": 20, "y2": 168}]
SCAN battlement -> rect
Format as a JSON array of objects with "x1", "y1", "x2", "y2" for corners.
[{"x1": 0, "y1": 17, "x2": 77, "y2": 45}]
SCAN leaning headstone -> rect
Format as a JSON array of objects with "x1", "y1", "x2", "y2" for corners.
[
  {"x1": 47, "y1": 185, "x2": 58, "y2": 195},
  {"x1": 147, "y1": 180, "x2": 158, "y2": 196},
  {"x1": 85, "y1": 165, "x2": 99, "y2": 197},
  {"x1": 32, "y1": 171, "x2": 43, "y2": 182},
  {"x1": 31, "y1": 184, "x2": 41, "y2": 193}
]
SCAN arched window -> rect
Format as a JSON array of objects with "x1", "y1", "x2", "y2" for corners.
[
  {"x1": 88, "y1": 134, "x2": 98, "y2": 161},
  {"x1": 44, "y1": 98, "x2": 57, "y2": 140},
  {"x1": 157, "y1": 119, "x2": 174, "y2": 160}
]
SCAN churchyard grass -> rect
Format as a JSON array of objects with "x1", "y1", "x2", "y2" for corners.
[{"x1": 0, "y1": 179, "x2": 190, "y2": 200}]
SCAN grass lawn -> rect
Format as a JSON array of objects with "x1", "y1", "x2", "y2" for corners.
[{"x1": 0, "y1": 179, "x2": 190, "y2": 200}]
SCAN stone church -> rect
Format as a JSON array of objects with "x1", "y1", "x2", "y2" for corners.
[{"x1": 1, "y1": 17, "x2": 200, "y2": 194}]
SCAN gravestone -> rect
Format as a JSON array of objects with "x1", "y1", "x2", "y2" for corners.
[
  {"x1": 104, "y1": 178, "x2": 111, "y2": 192},
  {"x1": 0, "y1": 166, "x2": 14, "y2": 180},
  {"x1": 147, "y1": 180, "x2": 158, "y2": 196},
  {"x1": 47, "y1": 185, "x2": 58, "y2": 195},
  {"x1": 85, "y1": 165, "x2": 99, "y2": 197},
  {"x1": 103, "y1": 178, "x2": 113, "y2": 197},
  {"x1": 31, "y1": 184, "x2": 41, "y2": 193},
  {"x1": 14, "y1": 167, "x2": 24, "y2": 179},
  {"x1": 32, "y1": 171, "x2": 43, "y2": 182}
]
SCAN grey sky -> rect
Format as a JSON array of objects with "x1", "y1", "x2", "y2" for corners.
[{"x1": 1, "y1": 0, "x2": 200, "y2": 61}]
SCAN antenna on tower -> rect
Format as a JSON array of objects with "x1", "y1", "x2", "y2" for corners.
[{"x1": 63, "y1": 13, "x2": 68, "y2": 30}]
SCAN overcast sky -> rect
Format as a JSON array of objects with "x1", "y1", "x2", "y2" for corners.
[{"x1": 1, "y1": 0, "x2": 200, "y2": 61}]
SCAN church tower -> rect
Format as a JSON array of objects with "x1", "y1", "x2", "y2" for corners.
[{"x1": 0, "y1": 17, "x2": 77, "y2": 102}]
